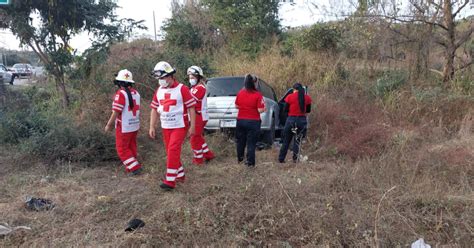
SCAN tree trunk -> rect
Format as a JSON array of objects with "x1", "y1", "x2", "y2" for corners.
[
  {"x1": 442, "y1": 0, "x2": 456, "y2": 83},
  {"x1": 55, "y1": 74, "x2": 70, "y2": 108},
  {"x1": 413, "y1": 39, "x2": 430, "y2": 81},
  {"x1": 443, "y1": 44, "x2": 456, "y2": 82}
]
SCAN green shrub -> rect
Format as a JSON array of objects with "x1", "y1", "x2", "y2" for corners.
[
  {"x1": 299, "y1": 23, "x2": 343, "y2": 53},
  {"x1": 373, "y1": 70, "x2": 407, "y2": 97},
  {"x1": 19, "y1": 116, "x2": 116, "y2": 163},
  {"x1": 77, "y1": 39, "x2": 214, "y2": 100},
  {"x1": 412, "y1": 86, "x2": 443, "y2": 102},
  {"x1": 452, "y1": 73, "x2": 474, "y2": 95},
  {"x1": 0, "y1": 109, "x2": 35, "y2": 144},
  {"x1": 0, "y1": 87, "x2": 116, "y2": 163}
]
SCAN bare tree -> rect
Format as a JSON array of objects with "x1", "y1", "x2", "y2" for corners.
[
  {"x1": 319, "y1": 0, "x2": 473, "y2": 83},
  {"x1": 380, "y1": 0, "x2": 473, "y2": 82}
]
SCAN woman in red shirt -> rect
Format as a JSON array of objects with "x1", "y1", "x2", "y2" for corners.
[
  {"x1": 235, "y1": 74, "x2": 266, "y2": 167},
  {"x1": 278, "y1": 83, "x2": 312, "y2": 163}
]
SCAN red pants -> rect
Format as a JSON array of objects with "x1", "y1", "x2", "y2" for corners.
[
  {"x1": 115, "y1": 129, "x2": 141, "y2": 172},
  {"x1": 190, "y1": 116, "x2": 215, "y2": 164},
  {"x1": 162, "y1": 127, "x2": 187, "y2": 187}
]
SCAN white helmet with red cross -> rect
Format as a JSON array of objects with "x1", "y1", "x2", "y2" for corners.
[{"x1": 115, "y1": 69, "x2": 135, "y2": 83}]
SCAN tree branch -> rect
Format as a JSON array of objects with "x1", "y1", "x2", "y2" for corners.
[
  {"x1": 388, "y1": 26, "x2": 413, "y2": 41},
  {"x1": 372, "y1": 14, "x2": 449, "y2": 31},
  {"x1": 452, "y1": 0, "x2": 470, "y2": 19},
  {"x1": 455, "y1": 59, "x2": 473, "y2": 72},
  {"x1": 26, "y1": 39, "x2": 50, "y2": 66},
  {"x1": 33, "y1": 39, "x2": 50, "y2": 63},
  {"x1": 411, "y1": 2, "x2": 426, "y2": 15},
  {"x1": 427, "y1": 1, "x2": 441, "y2": 27},
  {"x1": 455, "y1": 24, "x2": 473, "y2": 49},
  {"x1": 411, "y1": 0, "x2": 443, "y2": 26},
  {"x1": 427, "y1": 0, "x2": 442, "y2": 10},
  {"x1": 434, "y1": 37, "x2": 448, "y2": 47}
]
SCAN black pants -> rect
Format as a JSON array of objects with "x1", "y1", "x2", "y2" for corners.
[
  {"x1": 236, "y1": 119, "x2": 261, "y2": 166},
  {"x1": 278, "y1": 116, "x2": 307, "y2": 162}
]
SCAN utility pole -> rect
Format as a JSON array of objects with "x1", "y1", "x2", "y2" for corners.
[{"x1": 153, "y1": 10, "x2": 157, "y2": 41}]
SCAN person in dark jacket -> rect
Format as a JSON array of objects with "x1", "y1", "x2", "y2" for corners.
[
  {"x1": 278, "y1": 83, "x2": 312, "y2": 163},
  {"x1": 235, "y1": 74, "x2": 266, "y2": 167}
]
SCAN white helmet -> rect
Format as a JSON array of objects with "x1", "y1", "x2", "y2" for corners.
[
  {"x1": 152, "y1": 61, "x2": 176, "y2": 79},
  {"x1": 187, "y1": 65, "x2": 204, "y2": 77},
  {"x1": 115, "y1": 69, "x2": 134, "y2": 83}
]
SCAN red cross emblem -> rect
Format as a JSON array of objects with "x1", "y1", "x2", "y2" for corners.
[
  {"x1": 129, "y1": 99, "x2": 140, "y2": 116},
  {"x1": 159, "y1": 93, "x2": 177, "y2": 112},
  {"x1": 124, "y1": 73, "x2": 130, "y2": 79}
]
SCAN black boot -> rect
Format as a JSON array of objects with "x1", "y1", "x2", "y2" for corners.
[
  {"x1": 130, "y1": 168, "x2": 142, "y2": 176},
  {"x1": 159, "y1": 183, "x2": 174, "y2": 191},
  {"x1": 125, "y1": 218, "x2": 145, "y2": 232}
]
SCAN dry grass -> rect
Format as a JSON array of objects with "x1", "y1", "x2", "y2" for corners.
[
  {"x1": 213, "y1": 46, "x2": 346, "y2": 96},
  {"x1": 1, "y1": 126, "x2": 472, "y2": 247},
  {"x1": 309, "y1": 92, "x2": 393, "y2": 160},
  {"x1": 2, "y1": 40, "x2": 473, "y2": 247}
]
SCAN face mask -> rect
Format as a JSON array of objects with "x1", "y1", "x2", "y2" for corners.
[
  {"x1": 189, "y1": 78, "x2": 198, "y2": 86},
  {"x1": 159, "y1": 79, "x2": 169, "y2": 87}
]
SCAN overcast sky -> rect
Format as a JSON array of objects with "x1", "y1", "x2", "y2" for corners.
[{"x1": 0, "y1": 0, "x2": 472, "y2": 52}]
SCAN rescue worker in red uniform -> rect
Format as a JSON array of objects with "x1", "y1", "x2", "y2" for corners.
[
  {"x1": 105, "y1": 69, "x2": 142, "y2": 175},
  {"x1": 149, "y1": 61, "x2": 196, "y2": 191},
  {"x1": 187, "y1": 66, "x2": 215, "y2": 165}
]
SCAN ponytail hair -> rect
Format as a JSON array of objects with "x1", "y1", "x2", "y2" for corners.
[
  {"x1": 114, "y1": 80, "x2": 135, "y2": 108},
  {"x1": 244, "y1": 74, "x2": 257, "y2": 91},
  {"x1": 199, "y1": 75, "x2": 207, "y2": 84},
  {"x1": 293, "y1": 82, "x2": 305, "y2": 113}
]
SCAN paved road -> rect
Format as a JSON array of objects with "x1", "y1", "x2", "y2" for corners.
[
  {"x1": 8, "y1": 78, "x2": 36, "y2": 86},
  {"x1": 13, "y1": 78, "x2": 36, "y2": 86},
  {"x1": 8, "y1": 66, "x2": 44, "y2": 86},
  {"x1": 34, "y1": 66, "x2": 44, "y2": 76}
]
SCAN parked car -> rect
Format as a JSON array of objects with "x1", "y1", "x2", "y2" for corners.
[
  {"x1": 11, "y1": 63, "x2": 33, "y2": 78},
  {"x1": 205, "y1": 76, "x2": 282, "y2": 145},
  {"x1": 0, "y1": 64, "x2": 14, "y2": 85}
]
